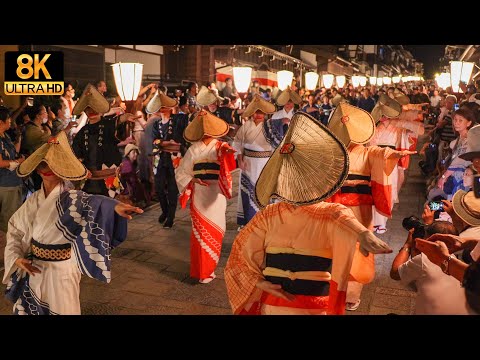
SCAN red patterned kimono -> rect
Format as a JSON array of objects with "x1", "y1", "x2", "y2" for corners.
[
  {"x1": 224, "y1": 202, "x2": 368, "y2": 315},
  {"x1": 325, "y1": 144, "x2": 398, "y2": 284},
  {"x1": 176, "y1": 139, "x2": 236, "y2": 280}
]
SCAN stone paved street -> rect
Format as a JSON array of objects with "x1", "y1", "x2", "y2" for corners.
[{"x1": 0, "y1": 153, "x2": 426, "y2": 315}]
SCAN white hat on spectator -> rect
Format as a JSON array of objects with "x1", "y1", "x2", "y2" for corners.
[
  {"x1": 453, "y1": 190, "x2": 480, "y2": 226},
  {"x1": 459, "y1": 125, "x2": 480, "y2": 161}
]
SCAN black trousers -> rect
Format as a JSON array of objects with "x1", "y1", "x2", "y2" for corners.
[{"x1": 154, "y1": 165, "x2": 179, "y2": 220}]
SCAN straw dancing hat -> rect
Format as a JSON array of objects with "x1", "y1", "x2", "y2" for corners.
[
  {"x1": 276, "y1": 87, "x2": 302, "y2": 106},
  {"x1": 196, "y1": 86, "x2": 224, "y2": 107},
  {"x1": 242, "y1": 94, "x2": 276, "y2": 118},
  {"x1": 184, "y1": 110, "x2": 230, "y2": 142},
  {"x1": 393, "y1": 88, "x2": 410, "y2": 105},
  {"x1": 331, "y1": 95, "x2": 346, "y2": 107},
  {"x1": 146, "y1": 91, "x2": 178, "y2": 114},
  {"x1": 73, "y1": 84, "x2": 110, "y2": 116},
  {"x1": 255, "y1": 111, "x2": 349, "y2": 208},
  {"x1": 371, "y1": 93, "x2": 402, "y2": 122},
  {"x1": 460, "y1": 125, "x2": 480, "y2": 161},
  {"x1": 328, "y1": 102, "x2": 375, "y2": 146},
  {"x1": 453, "y1": 190, "x2": 480, "y2": 226},
  {"x1": 17, "y1": 131, "x2": 88, "y2": 181}
]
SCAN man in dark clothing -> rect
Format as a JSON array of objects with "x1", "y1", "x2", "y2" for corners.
[
  {"x1": 301, "y1": 94, "x2": 321, "y2": 121},
  {"x1": 357, "y1": 88, "x2": 375, "y2": 113},
  {"x1": 147, "y1": 92, "x2": 182, "y2": 228},
  {"x1": 72, "y1": 84, "x2": 138, "y2": 196},
  {"x1": 410, "y1": 86, "x2": 430, "y2": 104}
]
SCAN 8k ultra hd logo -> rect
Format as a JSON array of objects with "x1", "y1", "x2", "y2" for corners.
[{"x1": 4, "y1": 51, "x2": 64, "y2": 95}]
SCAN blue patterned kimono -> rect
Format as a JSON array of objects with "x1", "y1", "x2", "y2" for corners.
[{"x1": 3, "y1": 183, "x2": 127, "y2": 314}]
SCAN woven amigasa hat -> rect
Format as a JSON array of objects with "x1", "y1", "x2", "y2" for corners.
[
  {"x1": 72, "y1": 84, "x2": 110, "y2": 116},
  {"x1": 146, "y1": 90, "x2": 178, "y2": 114},
  {"x1": 331, "y1": 94, "x2": 346, "y2": 107},
  {"x1": 393, "y1": 88, "x2": 410, "y2": 105},
  {"x1": 276, "y1": 87, "x2": 302, "y2": 106},
  {"x1": 242, "y1": 94, "x2": 276, "y2": 118},
  {"x1": 17, "y1": 131, "x2": 88, "y2": 181},
  {"x1": 460, "y1": 125, "x2": 480, "y2": 161},
  {"x1": 453, "y1": 190, "x2": 480, "y2": 226},
  {"x1": 328, "y1": 102, "x2": 375, "y2": 146},
  {"x1": 371, "y1": 93, "x2": 402, "y2": 122},
  {"x1": 184, "y1": 110, "x2": 230, "y2": 142},
  {"x1": 196, "y1": 86, "x2": 224, "y2": 107},
  {"x1": 255, "y1": 111, "x2": 349, "y2": 208}
]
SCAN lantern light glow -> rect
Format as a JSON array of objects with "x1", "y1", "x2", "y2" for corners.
[
  {"x1": 233, "y1": 66, "x2": 253, "y2": 93},
  {"x1": 305, "y1": 72, "x2": 319, "y2": 91},
  {"x1": 369, "y1": 76, "x2": 377, "y2": 85},
  {"x1": 351, "y1": 75, "x2": 360, "y2": 88},
  {"x1": 450, "y1": 61, "x2": 474, "y2": 93},
  {"x1": 336, "y1": 75, "x2": 346, "y2": 88},
  {"x1": 322, "y1": 74, "x2": 334, "y2": 89},
  {"x1": 277, "y1": 70, "x2": 294, "y2": 91},
  {"x1": 359, "y1": 76, "x2": 367, "y2": 87},
  {"x1": 112, "y1": 62, "x2": 144, "y2": 101}
]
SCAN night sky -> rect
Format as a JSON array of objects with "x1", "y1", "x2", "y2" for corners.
[{"x1": 405, "y1": 45, "x2": 445, "y2": 79}]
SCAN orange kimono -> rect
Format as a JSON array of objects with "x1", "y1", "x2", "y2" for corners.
[
  {"x1": 325, "y1": 144, "x2": 398, "y2": 283},
  {"x1": 224, "y1": 202, "x2": 370, "y2": 315}
]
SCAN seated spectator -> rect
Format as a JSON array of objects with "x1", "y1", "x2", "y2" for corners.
[{"x1": 390, "y1": 221, "x2": 476, "y2": 314}]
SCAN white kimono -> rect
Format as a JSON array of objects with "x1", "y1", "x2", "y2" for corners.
[
  {"x1": 175, "y1": 139, "x2": 235, "y2": 281},
  {"x1": 3, "y1": 183, "x2": 127, "y2": 315},
  {"x1": 232, "y1": 120, "x2": 273, "y2": 226}
]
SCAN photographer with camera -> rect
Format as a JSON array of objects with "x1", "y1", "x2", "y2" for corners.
[
  {"x1": 390, "y1": 220, "x2": 477, "y2": 314},
  {"x1": 415, "y1": 189, "x2": 480, "y2": 313}
]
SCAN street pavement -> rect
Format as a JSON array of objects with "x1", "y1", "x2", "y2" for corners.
[{"x1": 0, "y1": 154, "x2": 426, "y2": 315}]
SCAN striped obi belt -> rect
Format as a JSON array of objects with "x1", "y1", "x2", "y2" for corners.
[
  {"x1": 31, "y1": 239, "x2": 72, "y2": 262},
  {"x1": 340, "y1": 174, "x2": 372, "y2": 196},
  {"x1": 193, "y1": 161, "x2": 220, "y2": 180},
  {"x1": 263, "y1": 247, "x2": 332, "y2": 296},
  {"x1": 243, "y1": 148, "x2": 272, "y2": 158}
]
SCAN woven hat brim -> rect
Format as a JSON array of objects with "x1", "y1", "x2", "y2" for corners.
[
  {"x1": 73, "y1": 84, "x2": 110, "y2": 116},
  {"x1": 394, "y1": 94, "x2": 410, "y2": 105},
  {"x1": 242, "y1": 96, "x2": 276, "y2": 118},
  {"x1": 255, "y1": 112, "x2": 349, "y2": 208},
  {"x1": 16, "y1": 143, "x2": 49, "y2": 177},
  {"x1": 453, "y1": 190, "x2": 480, "y2": 226},
  {"x1": 184, "y1": 112, "x2": 230, "y2": 142},
  {"x1": 371, "y1": 105, "x2": 383, "y2": 122},
  {"x1": 17, "y1": 132, "x2": 88, "y2": 180},
  {"x1": 328, "y1": 103, "x2": 375, "y2": 145},
  {"x1": 276, "y1": 89, "x2": 302, "y2": 106},
  {"x1": 146, "y1": 92, "x2": 178, "y2": 114},
  {"x1": 196, "y1": 86, "x2": 222, "y2": 106},
  {"x1": 459, "y1": 151, "x2": 480, "y2": 161}
]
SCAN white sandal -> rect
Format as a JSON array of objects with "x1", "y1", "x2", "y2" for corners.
[{"x1": 199, "y1": 273, "x2": 216, "y2": 284}]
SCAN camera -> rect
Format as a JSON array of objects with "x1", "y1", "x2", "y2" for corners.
[
  {"x1": 428, "y1": 201, "x2": 444, "y2": 211},
  {"x1": 474, "y1": 175, "x2": 480, "y2": 198},
  {"x1": 402, "y1": 215, "x2": 425, "y2": 239}
]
